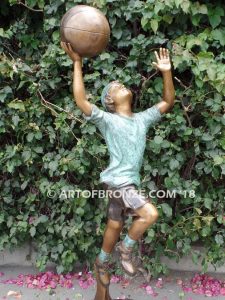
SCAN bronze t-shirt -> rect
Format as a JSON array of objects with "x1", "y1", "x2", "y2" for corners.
[{"x1": 83, "y1": 103, "x2": 162, "y2": 188}]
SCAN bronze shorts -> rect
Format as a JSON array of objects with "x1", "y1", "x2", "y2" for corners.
[{"x1": 102, "y1": 182, "x2": 150, "y2": 222}]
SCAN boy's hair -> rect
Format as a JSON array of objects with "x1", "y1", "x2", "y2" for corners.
[{"x1": 101, "y1": 81, "x2": 118, "y2": 113}]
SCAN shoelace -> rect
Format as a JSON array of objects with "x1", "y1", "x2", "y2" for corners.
[{"x1": 120, "y1": 245, "x2": 133, "y2": 261}]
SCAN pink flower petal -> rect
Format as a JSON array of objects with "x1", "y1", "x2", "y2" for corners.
[
  {"x1": 156, "y1": 278, "x2": 163, "y2": 288},
  {"x1": 220, "y1": 287, "x2": 225, "y2": 295}
]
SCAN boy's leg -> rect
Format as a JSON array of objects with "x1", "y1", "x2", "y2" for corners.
[
  {"x1": 99, "y1": 183, "x2": 125, "y2": 257},
  {"x1": 95, "y1": 218, "x2": 124, "y2": 287},
  {"x1": 117, "y1": 202, "x2": 159, "y2": 276},
  {"x1": 128, "y1": 202, "x2": 159, "y2": 240},
  {"x1": 101, "y1": 218, "x2": 124, "y2": 253},
  {"x1": 95, "y1": 182, "x2": 125, "y2": 287}
]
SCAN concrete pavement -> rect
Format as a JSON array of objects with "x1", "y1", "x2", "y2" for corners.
[{"x1": 0, "y1": 265, "x2": 224, "y2": 300}]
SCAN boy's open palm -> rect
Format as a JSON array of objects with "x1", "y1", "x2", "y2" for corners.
[
  {"x1": 60, "y1": 41, "x2": 82, "y2": 62},
  {"x1": 152, "y1": 47, "x2": 171, "y2": 72}
]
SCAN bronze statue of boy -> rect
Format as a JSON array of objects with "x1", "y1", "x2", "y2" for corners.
[{"x1": 61, "y1": 41, "x2": 175, "y2": 300}]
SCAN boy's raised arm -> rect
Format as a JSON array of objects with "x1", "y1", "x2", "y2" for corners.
[
  {"x1": 152, "y1": 47, "x2": 175, "y2": 114},
  {"x1": 60, "y1": 42, "x2": 92, "y2": 116}
]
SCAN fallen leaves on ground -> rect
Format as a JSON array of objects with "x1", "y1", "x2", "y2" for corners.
[
  {"x1": 0, "y1": 270, "x2": 224, "y2": 298},
  {"x1": 181, "y1": 273, "x2": 225, "y2": 297}
]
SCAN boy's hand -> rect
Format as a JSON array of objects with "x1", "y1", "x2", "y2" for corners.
[
  {"x1": 152, "y1": 47, "x2": 171, "y2": 72},
  {"x1": 60, "y1": 41, "x2": 82, "y2": 62}
]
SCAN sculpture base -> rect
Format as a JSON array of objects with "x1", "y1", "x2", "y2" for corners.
[
  {"x1": 93, "y1": 263, "x2": 112, "y2": 300},
  {"x1": 93, "y1": 285, "x2": 112, "y2": 300}
]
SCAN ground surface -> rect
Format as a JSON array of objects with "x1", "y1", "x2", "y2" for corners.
[{"x1": 0, "y1": 265, "x2": 224, "y2": 300}]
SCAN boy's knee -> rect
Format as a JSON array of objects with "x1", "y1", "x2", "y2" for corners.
[
  {"x1": 151, "y1": 209, "x2": 159, "y2": 223},
  {"x1": 108, "y1": 219, "x2": 124, "y2": 230},
  {"x1": 145, "y1": 207, "x2": 159, "y2": 224}
]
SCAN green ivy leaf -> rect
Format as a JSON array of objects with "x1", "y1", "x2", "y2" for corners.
[
  {"x1": 204, "y1": 198, "x2": 213, "y2": 209},
  {"x1": 150, "y1": 19, "x2": 158, "y2": 34},
  {"x1": 8, "y1": 100, "x2": 25, "y2": 112},
  {"x1": 30, "y1": 227, "x2": 36, "y2": 237},
  {"x1": 113, "y1": 28, "x2": 123, "y2": 39},
  {"x1": 169, "y1": 158, "x2": 179, "y2": 170},
  {"x1": 208, "y1": 7, "x2": 224, "y2": 29},
  {"x1": 154, "y1": 136, "x2": 163, "y2": 144},
  {"x1": 215, "y1": 234, "x2": 224, "y2": 245},
  {"x1": 201, "y1": 226, "x2": 211, "y2": 237},
  {"x1": 213, "y1": 155, "x2": 223, "y2": 165},
  {"x1": 27, "y1": 132, "x2": 34, "y2": 142},
  {"x1": 99, "y1": 53, "x2": 111, "y2": 60},
  {"x1": 161, "y1": 203, "x2": 172, "y2": 218},
  {"x1": 49, "y1": 161, "x2": 58, "y2": 172},
  {"x1": 202, "y1": 133, "x2": 213, "y2": 141}
]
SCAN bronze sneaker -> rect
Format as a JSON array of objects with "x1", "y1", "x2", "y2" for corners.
[
  {"x1": 116, "y1": 241, "x2": 137, "y2": 276},
  {"x1": 94, "y1": 257, "x2": 111, "y2": 288}
]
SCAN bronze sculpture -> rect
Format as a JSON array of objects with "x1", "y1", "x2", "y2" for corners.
[{"x1": 61, "y1": 41, "x2": 175, "y2": 300}]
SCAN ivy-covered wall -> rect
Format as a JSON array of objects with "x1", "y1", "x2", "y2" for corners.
[{"x1": 0, "y1": 0, "x2": 224, "y2": 276}]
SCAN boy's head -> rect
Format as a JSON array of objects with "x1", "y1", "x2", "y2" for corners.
[{"x1": 101, "y1": 80, "x2": 133, "y2": 113}]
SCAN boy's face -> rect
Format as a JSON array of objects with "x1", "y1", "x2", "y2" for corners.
[{"x1": 108, "y1": 81, "x2": 133, "y2": 106}]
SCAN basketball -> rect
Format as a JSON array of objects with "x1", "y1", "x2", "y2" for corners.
[{"x1": 60, "y1": 5, "x2": 110, "y2": 58}]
